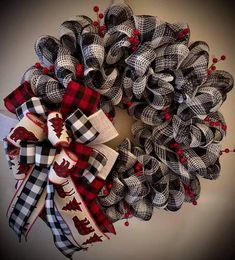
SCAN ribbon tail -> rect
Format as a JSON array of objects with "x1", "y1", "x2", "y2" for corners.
[
  {"x1": 45, "y1": 181, "x2": 84, "y2": 259},
  {"x1": 8, "y1": 166, "x2": 48, "y2": 241}
]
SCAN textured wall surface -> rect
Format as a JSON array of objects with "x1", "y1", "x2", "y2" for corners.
[{"x1": 0, "y1": 0, "x2": 234, "y2": 259}]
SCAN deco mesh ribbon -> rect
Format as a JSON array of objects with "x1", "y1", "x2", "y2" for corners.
[{"x1": 0, "y1": 2, "x2": 234, "y2": 259}]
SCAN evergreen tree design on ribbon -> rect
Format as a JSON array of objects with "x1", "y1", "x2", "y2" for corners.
[
  {"x1": 62, "y1": 197, "x2": 82, "y2": 212},
  {"x1": 49, "y1": 113, "x2": 64, "y2": 138},
  {"x1": 82, "y1": 233, "x2": 103, "y2": 245}
]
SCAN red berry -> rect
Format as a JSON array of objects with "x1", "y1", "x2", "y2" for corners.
[
  {"x1": 222, "y1": 124, "x2": 227, "y2": 131},
  {"x1": 177, "y1": 148, "x2": 183, "y2": 155},
  {"x1": 93, "y1": 21, "x2": 99, "y2": 27},
  {"x1": 173, "y1": 143, "x2": 179, "y2": 148},
  {"x1": 221, "y1": 55, "x2": 226, "y2": 60},
  {"x1": 133, "y1": 29, "x2": 139, "y2": 36},
  {"x1": 131, "y1": 46, "x2": 137, "y2": 52},
  {"x1": 103, "y1": 189, "x2": 109, "y2": 195},
  {"x1": 49, "y1": 65, "x2": 54, "y2": 71},
  {"x1": 76, "y1": 64, "x2": 83, "y2": 71},
  {"x1": 192, "y1": 200, "x2": 198, "y2": 206},
  {"x1": 108, "y1": 116, "x2": 113, "y2": 122},
  {"x1": 189, "y1": 191, "x2": 194, "y2": 197},
  {"x1": 136, "y1": 172, "x2": 141, "y2": 177},
  {"x1": 165, "y1": 113, "x2": 171, "y2": 121},
  {"x1": 207, "y1": 69, "x2": 212, "y2": 75},
  {"x1": 127, "y1": 101, "x2": 133, "y2": 107},
  {"x1": 183, "y1": 28, "x2": 189, "y2": 34},
  {"x1": 129, "y1": 36, "x2": 134, "y2": 43},
  {"x1": 180, "y1": 157, "x2": 186, "y2": 163},
  {"x1": 35, "y1": 62, "x2": 41, "y2": 69},
  {"x1": 177, "y1": 32, "x2": 184, "y2": 39},
  {"x1": 209, "y1": 122, "x2": 215, "y2": 127},
  {"x1": 212, "y1": 58, "x2": 218, "y2": 63},
  {"x1": 99, "y1": 25, "x2": 105, "y2": 31},
  {"x1": 42, "y1": 67, "x2": 49, "y2": 74},
  {"x1": 211, "y1": 65, "x2": 216, "y2": 71},
  {"x1": 124, "y1": 221, "x2": 129, "y2": 227},
  {"x1": 219, "y1": 151, "x2": 223, "y2": 155},
  {"x1": 225, "y1": 148, "x2": 230, "y2": 153},
  {"x1": 204, "y1": 116, "x2": 210, "y2": 122},
  {"x1": 98, "y1": 13, "x2": 104, "y2": 19},
  {"x1": 93, "y1": 6, "x2": 99, "y2": 12},
  {"x1": 135, "y1": 162, "x2": 142, "y2": 171},
  {"x1": 107, "y1": 182, "x2": 113, "y2": 189},
  {"x1": 133, "y1": 38, "x2": 139, "y2": 45}
]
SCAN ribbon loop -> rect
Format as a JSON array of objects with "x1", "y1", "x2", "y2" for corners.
[
  {"x1": 82, "y1": 149, "x2": 107, "y2": 183},
  {"x1": 16, "y1": 97, "x2": 47, "y2": 120},
  {"x1": 65, "y1": 107, "x2": 98, "y2": 144}
]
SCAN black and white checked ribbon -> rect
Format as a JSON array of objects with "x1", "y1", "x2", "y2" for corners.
[
  {"x1": 9, "y1": 166, "x2": 49, "y2": 240},
  {"x1": 45, "y1": 181, "x2": 83, "y2": 258}
]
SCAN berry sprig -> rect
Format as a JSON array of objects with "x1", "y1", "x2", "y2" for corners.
[
  {"x1": 135, "y1": 162, "x2": 142, "y2": 177},
  {"x1": 128, "y1": 29, "x2": 140, "y2": 52},
  {"x1": 76, "y1": 63, "x2": 83, "y2": 78},
  {"x1": 207, "y1": 55, "x2": 226, "y2": 75},
  {"x1": 103, "y1": 181, "x2": 113, "y2": 196},
  {"x1": 203, "y1": 116, "x2": 227, "y2": 131},
  {"x1": 169, "y1": 141, "x2": 187, "y2": 164},
  {"x1": 220, "y1": 148, "x2": 235, "y2": 156},
  {"x1": 35, "y1": 62, "x2": 54, "y2": 75},
  {"x1": 183, "y1": 184, "x2": 197, "y2": 206},
  {"x1": 123, "y1": 201, "x2": 132, "y2": 227},
  {"x1": 93, "y1": 5, "x2": 105, "y2": 37},
  {"x1": 177, "y1": 28, "x2": 190, "y2": 40},
  {"x1": 163, "y1": 107, "x2": 171, "y2": 121}
]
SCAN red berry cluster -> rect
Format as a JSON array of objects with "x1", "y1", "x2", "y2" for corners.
[
  {"x1": 177, "y1": 28, "x2": 190, "y2": 40},
  {"x1": 126, "y1": 101, "x2": 133, "y2": 108},
  {"x1": 204, "y1": 116, "x2": 227, "y2": 131},
  {"x1": 163, "y1": 107, "x2": 171, "y2": 121},
  {"x1": 183, "y1": 184, "x2": 197, "y2": 205},
  {"x1": 93, "y1": 6, "x2": 105, "y2": 37},
  {"x1": 35, "y1": 62, "x2": 54, "y2": 75},
  {"x1": 208, "y1": 55, "x2": 226, "y2": 75},
  {"x1": 135, "y1": 162, "x2": 142, "y2": 177},
  {"x1": 220, "y1": 148, "x2": 235, "y2": 156},
  {"x1": 76, "y1": 63, "x2": 83, "y2": 78},
  {"x1": 169, "y1": 142, "x2": 187, "y2": 164},
  {"x1": 103, "y1": 182, "x2": 113, "y2": 196},
  {"x1": 128, "y1": 29, "x2": 140, "y2": 52}
]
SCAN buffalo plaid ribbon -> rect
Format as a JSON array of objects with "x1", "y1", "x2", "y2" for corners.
[
  {"x1": 4, "y1": 81, "x2": 35, "y2": 114},
  {"x1": 61, "y1": 81, "x2": 101, "y2": 118},
  {"x1": 9, "y1": 165, "x2": 49, "y2": 240}
]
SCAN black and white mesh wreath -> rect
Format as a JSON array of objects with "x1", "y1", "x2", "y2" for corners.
[{"x1": 0, "y1": 2, "x2": 234, "y2": 259}]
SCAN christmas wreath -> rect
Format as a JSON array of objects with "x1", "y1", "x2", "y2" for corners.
[{"x1": 0, "y1": 3, "x2": 234, "y2": 259}]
